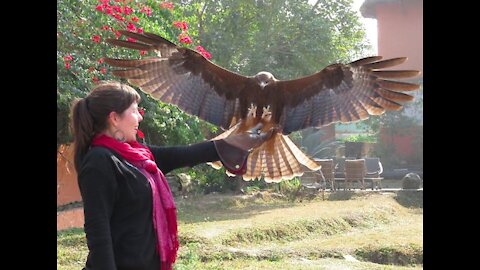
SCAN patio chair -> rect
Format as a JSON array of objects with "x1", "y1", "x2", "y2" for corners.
[
  {"x1": 344, "y1": 159, "x2": 366, "y2": 190},
  {"x1": 314, "y1": 158, "x2": 335, "y2": 191},
  {"x1": 365, "y1": 157, "x2": 384, "y2": 190},
  {"x1": 300, "y1": 169, "x2": 325, "y2": 190},
  {"x1": 334, "y1": 157, "x2": 345, "y2": 178},
  {"x1": 299, "y1": 169, "x2": 326, "y2": 199}
]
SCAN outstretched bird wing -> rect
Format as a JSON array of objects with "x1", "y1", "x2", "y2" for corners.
[
  {"x1": 277, "y1": 56, "x2": 420, "y2": 134},
  {"x1": 104, "y1": 30, "x2": 252, "y2": 129},
  {"x1": 104, "y1": 31, "x2": 421, "y2": 182}
]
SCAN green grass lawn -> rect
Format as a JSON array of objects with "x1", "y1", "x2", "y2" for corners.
[{"x1": 58, "y1": 190, "x2": 422, "y2": 270}]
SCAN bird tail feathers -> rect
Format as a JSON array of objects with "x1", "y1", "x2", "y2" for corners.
[{"x1": 207, "y1": 126, "x2": 321, "y2": 182}]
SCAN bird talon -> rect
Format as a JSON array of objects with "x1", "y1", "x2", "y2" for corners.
[
  {"x1": 248, "y1": 103, "x2": 257, "y2": 118},
  {"x1": 262, "y1": 105, "x2": 272, "y2": 119}
]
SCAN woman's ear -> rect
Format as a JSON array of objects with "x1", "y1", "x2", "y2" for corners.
[{"x1": 108, "y1": 111, "x2": 119, "y2": 126}]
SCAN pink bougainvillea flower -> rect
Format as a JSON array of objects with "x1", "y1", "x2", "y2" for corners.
[
  {"x1": 105, "y1": 6, "x2": 114, "y2": 15},
  {"x1": 65, "y1": 62, "x2": 71, "y2": 70},
  {"x1": 159, "y1": 1, "x2": 174, "y2": 10},
  {"x1": 127, "y1": 37, "x2": 137, "y2": 43},
  {"x1": 92, "y1": 76, "x2": 99, "y2": 83},
  {"x1": 123, "y1": 6, "x2": 133, "y2": 16},
  {"x1": 100, "y1": 68, "x2": 107, "y2": 74},
  {"x1": 173, "y1": 21, "x2": 188, "y2": 31},
  {"x1": 140, "y1": 6, "x2": 152, "y2": 16},
  {"x1": 95, "y1": 5, "x2": 104, "y2": 12},
  {"x1": 112, "y1": 13, "x2": 125, "y2": 21},
  {"x1": 92, "y1": 35, "x2": 101, "y2": 43},
  {"x1": 101, "y1": 25, "x2": 110, "y2": 30},
  {"x1": 178, "y1": 35, "x2": 192, "y2": 44},
  {"x1": 113, "y1": 5, "x2": 122, "y2": 13},
  {"x1": 63, "y1": 55, "x2": 73, "y2": 62},
  {"x1": 131, "y1": 16, "x2": 139, "y2": 23},
  {"x1": 140, "y1": 50, "x2": 147, "y2": 56},
  {"x1": 126, "y1": 22, "x2": 137, "y2": 32},
  {"x1": 200, "y1": 51, "x2": 212, "y2": 59},
  {"x1": 137, "y1": 28, "x2": 144, "y2": 34},
  {"x1": 97, "y1": 58, "x2": 105, "y2": 64},
  {"x1": 115, "y1": 31, "x2": 122, "y2": 39},
  {"x1": 195, "y1": 46, "x2": 212, "y2": 59}
]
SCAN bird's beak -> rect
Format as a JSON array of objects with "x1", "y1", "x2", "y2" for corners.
[{"x1": 260, "y1": 82, "x2": 267, "y2": 89}]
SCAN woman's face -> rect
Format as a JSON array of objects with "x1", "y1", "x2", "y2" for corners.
[{"x1": 115, "y1": 101, "x2": 143, "y2": 142}]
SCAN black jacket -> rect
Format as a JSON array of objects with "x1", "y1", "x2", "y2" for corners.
[{"x1": 78, "y1": 141, "x2": 219, "y2": 270}]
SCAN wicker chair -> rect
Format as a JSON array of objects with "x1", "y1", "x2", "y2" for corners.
[
  {"x1": 344, "y1": 159, "x2": 366, "y2": 190},
  {"x1": 314, "y1": 158, "x2": 336, "y2": 191},
  {"x1": 365, "y1": 157, "x2": 383, "y2": 190}
]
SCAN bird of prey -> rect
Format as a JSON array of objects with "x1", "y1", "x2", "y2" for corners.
[{"x1": 104, "y1": 30, "x2": 420, "y2": 182}]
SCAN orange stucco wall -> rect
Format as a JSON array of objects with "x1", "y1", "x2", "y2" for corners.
[
  {"x1": 57, "y1": 208, "x2": 84, "y2": 230},
  {"x1": 376, "y1": 0, "x2": 423, "y2": 73},
  {"x1": 57, "y1": 144, "x2": 82, "y2": 207}
]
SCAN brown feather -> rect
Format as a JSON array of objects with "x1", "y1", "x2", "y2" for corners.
[
  {"x1": 276, "y1": 135, "x2": 298, "y2": 178},
  {"x1": 272, "y1": 144, "x2": 290, "y2": 179},
  {"x1": 278, "y1": 54, "x2": 419, "y2": 134},
  {"x1": 377, "y1": 80, "x2": 420, "y2": 91},
  {"x1": 350, "y1": 56, "x2": 383, "y2": 66},
  {"x1": 116, "y1": 30, "x2": 164, "y2": 45},
  {"x1": 104, "y1": 58, "x2": 160, "y2": 68},
  {"x1": 244, "y1": 148, "x2": 261, "y2": 180},
  {"x1": 250, "y1": 149, "x2": 264, "y2": 180},
  {"x1": 282, "y1": 135, "x2": 320, "y2": 171},
  {"x1": 375, "y1": 88, "x2": 414, "y2": 103},
  {"x1": 111, "y1": 68, "x2": 147, "y2": 78},
  {"x1": 106, "y1": 39, "x2": 153, "y2": 51},
  {"x1": 373, "y1": 70, "x2": 421, "y2": 79},
  {"x1": 371, "y1": 96, "x2": 403, "y2": 111},
  {"x1": 363, "y1": 57, "x2": 407, "y2": 69}
]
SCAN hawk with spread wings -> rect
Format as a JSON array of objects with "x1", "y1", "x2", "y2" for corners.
[{"x1": 104, "y1": 30, "x2": 420, "y2": 182}]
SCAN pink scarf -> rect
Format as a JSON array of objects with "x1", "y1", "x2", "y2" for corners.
[{"x1": 91, "y1": 134, "x2": 179, "y2": 270}]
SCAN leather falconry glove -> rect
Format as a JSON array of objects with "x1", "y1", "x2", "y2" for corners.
[{"x1": 213, "y1": 123, "x2": 275, "y2": 175}]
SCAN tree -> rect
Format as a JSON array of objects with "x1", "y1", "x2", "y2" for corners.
[
  {"x1": 180, "y1": 0, "x2": 369, "y2": 79},
  {"x1": 57, "y1": 0, "x2": 216, "y2": 148}
]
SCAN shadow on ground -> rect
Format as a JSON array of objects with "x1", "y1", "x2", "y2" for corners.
[
  {"x1": 394, "y1": 190, "x2": 423, "y2": 208},
  {"x1": 327, "y1": 191, "x2": 355, "y2": 201}
]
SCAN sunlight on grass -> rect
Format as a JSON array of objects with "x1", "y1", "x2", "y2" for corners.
[
  {"x1": 58, "y1": 192, "x2": 422, "y2": 269},
  {"x1": 57, "y1": 228, "x2": 88, "y2": 270},
  {"x1": 202, "y1": 258, "x2": 423, "y2": 270}
]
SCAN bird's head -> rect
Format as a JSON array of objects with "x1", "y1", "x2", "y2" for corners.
[{"x1": 255, "y1": 71, "x2": 275, "y2": 89}]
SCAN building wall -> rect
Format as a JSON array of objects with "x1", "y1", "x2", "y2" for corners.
[
  {"x1": 376, "y1": 0, "x2": 423, "y2": 73},
  {"x1": 358, "y1": 0, "x2": 423, "y2": 171},
  {"x1": 320, "y1": 125, "x2": 336, "y2": 142},
  {"x1": 378, "y1": 125, "x2": 422, "y2": 166}
]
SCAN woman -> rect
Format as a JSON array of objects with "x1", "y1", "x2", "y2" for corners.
[{"x1": 71, "y1": 81, "x2": 273, "y2": 270}]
